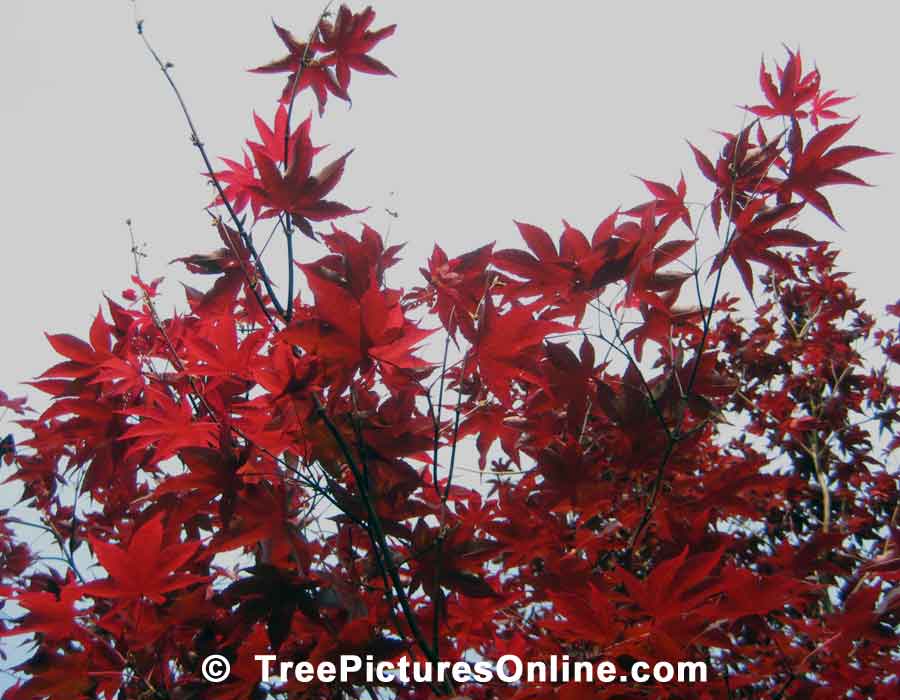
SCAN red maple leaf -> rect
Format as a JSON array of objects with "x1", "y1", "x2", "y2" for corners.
[
  {"x1": 613, "y1": 546, "x2": 724, "y2": 629},
  {"x1": 248, "y1": 104, "x2": 308, "y2": 165},
  {"x1": 245, "y1": 115, "x2": 361, "y2": 232},
  {"x1": 492, "y1": 218, "x2": 638, "y2": 325},
  {"x1": 468, "y1": 294, "x2": 572, "y2": 405},
  {"x1": 710, "y1": 199, "x2": 817, "y2": 295},
  {"x1": 214, "y1": 106, "x2": 320, "y2": 218},
  {"x1": 0, "y1": 577, "x2": 84, "y2": 641},
  {"x1": 121, "y1": 386, "x2": 218, "y2": 462},
  {"x1": 80, "y1": 513, "x2": 206, "y2": 605},
  {"x1": 616, "y1": 205, "x2": 694, "y2": 311},
  {"x1": 415, "y1": 242, "x2": 494, "y2": 342},
  {"x1": 250, "y1": 21, "x2": 348, "y2": 115},
  {"x1": 0, "y1": 390, "x2": 30, "y2": 416},
  {"x1": 41, "y1": 311, "x2": 115, "y2": 382},
  {"x1": 624, "y1": 302, "x2": 702, "y2": 362},
  {"x1": 809, "y1": 88, "x2": 853, "y2": 130},
  {"x1": 779, "y1": 117, "x2": 887, "y2": 225},
  {"x1": 280, "y1": 264, "x2": 434, "y2": 382},
  {"x1": 688, "y1": 121, "x2": 784, "y2": 230},
  {"x1": 625, "y1": 173, "x2": 691, "y2": 230},
  {"x1": 746, "y1": 49, "x2": 820, "y2": 120},
  {"x1": 317, "y1": 5, "x2": 396, "y2": 91},
  {"x1": 5, "y1": 652, "x2": 100, "y2": 700}
]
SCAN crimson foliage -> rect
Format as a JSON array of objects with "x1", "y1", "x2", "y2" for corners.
[{"x1": 1, "y1": 7, "x2": 898, "y2": 700}]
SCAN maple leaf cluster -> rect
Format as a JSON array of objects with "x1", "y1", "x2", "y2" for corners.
[{"x1": 1, "y1": 8, "x2": 898, "y2": 700}]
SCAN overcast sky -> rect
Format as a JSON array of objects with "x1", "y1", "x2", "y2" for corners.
[{"x1": 2, "y1": 1, "x2": 898, "y2": 407}]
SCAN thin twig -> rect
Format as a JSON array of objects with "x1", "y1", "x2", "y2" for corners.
[
  {"x1": 625, "y1": 116, "x2": 779, "y2": 562},
  {"x1": 282, "y1": 1, "x2": 335, "y2": 165},
  {"x1": 132, "y1": 3, "x2": 286, "y2": 321},
  {"x1": 311, "y1": 396, "x2": 445, "y2": 672}
]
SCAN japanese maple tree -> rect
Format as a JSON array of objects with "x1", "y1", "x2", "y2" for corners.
[{"x1": 1, "y1": 6, "x2": 898, "y2": 700}]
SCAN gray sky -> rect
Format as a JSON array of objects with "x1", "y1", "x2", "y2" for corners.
[{"x1": 1, "y1": 1, "x2": 897, "y2": 403}]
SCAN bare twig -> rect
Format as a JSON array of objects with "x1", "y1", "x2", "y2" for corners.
[{"x1": 131, "y1": 3, "x2": 286, "y2": 322}]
